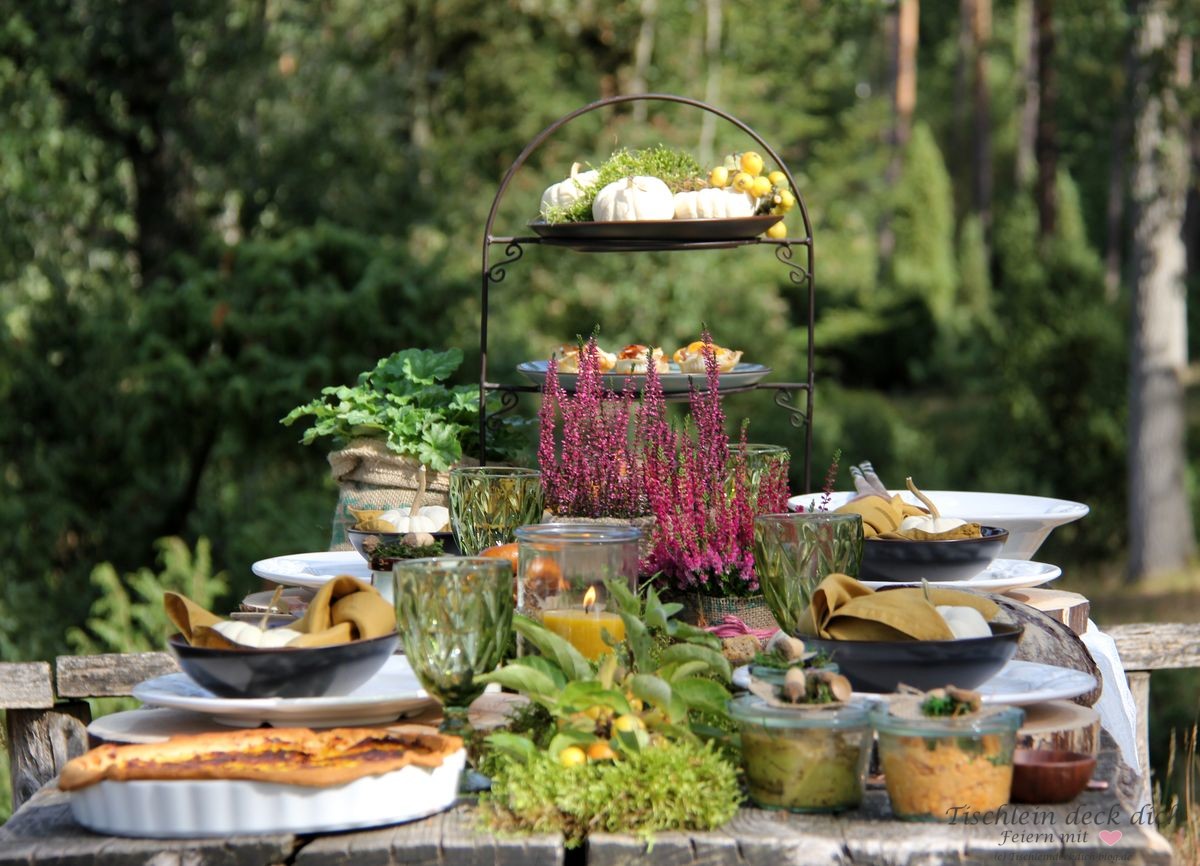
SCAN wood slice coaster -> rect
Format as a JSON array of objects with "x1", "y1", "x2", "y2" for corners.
[
  {"x1": 1004, "y1": 588, "x2": 1090, "y2": 635},
  {"x1": 1016, "y1": 699, "x2": 1101, "y2": 756}
]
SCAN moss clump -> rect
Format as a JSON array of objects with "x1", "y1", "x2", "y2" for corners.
[
  {"x1": 480, "y1": 738, "x2": 740, "y2": 847},
  {"x1": 542, "y1": 146, "x2": 702, "y2": 224}
]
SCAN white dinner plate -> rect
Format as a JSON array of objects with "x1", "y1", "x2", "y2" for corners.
[
  {"x1": 786, "y1": 490, "x2": 1089, "y2": 560},
  {"x1": 132, "y1": 655, "x2": 433, "y2": 728},
  {"x1": 251, "y1": 550, "x2": 371, "y2": 589},
  {"x1": 857, "y1": 558, "x2": 1061, "y2": 593},
  {"x1": 732, "y1": 659, "x2": 1095, "y2": 706}
]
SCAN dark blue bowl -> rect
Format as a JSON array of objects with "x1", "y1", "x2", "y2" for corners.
[
  {"x1": 168, "y1": 631, "x2": 398, "y2": 699},
  {"x1": 859, "y1": 525, "x2": 1009, "y2": 583},
  {"x1": 801, "y1": 623, "x2": 1023, "y2": 693}
]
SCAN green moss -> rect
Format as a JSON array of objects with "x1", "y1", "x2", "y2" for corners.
[
  {"x1": 542, "y1": 146, "x2": 702, "y2": 224},
  {"x1": 480, "y1": 738, "x2": 740, "y2": 847}
]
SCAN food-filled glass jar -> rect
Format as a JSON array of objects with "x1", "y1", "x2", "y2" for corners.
[
  {"x1": 513, "y1": 523, "x2": 641, "y2": 660},
  {"x1": 728, "y1": 695, "x2": 874, "y2": 813},
  {"x1": 873, "y1": 703, "x2": 1024, "y2": 821}
]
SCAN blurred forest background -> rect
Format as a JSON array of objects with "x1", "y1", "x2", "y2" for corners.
[{"x1": 1, "y1": 0, "x2": 1198, "y2": 828}]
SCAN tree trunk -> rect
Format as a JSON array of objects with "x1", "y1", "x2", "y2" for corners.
[
  {"x1": 971, "y1": 0, "x2": 993, "y2": 240},
  {"x1": 697, "y1": 0, "x2": 722, "y2": 167},
  {"x1": 630, "y1": 0, "x2": 658, "y2": 122},
  {"x1": 953, "y1": 0, "x2": 972, "y2": 207},
  {"x1": 1104, "y1": 2, "x2": 1138, "y2": 300},
  {"x1": 1127, "y1": 0, "x2": 1196, "y2": 582},
  {"x1": 1034, "y1": 0, "x2": 1057, "y2": 237},
  {"x1": 1015, "y1": 0, "x2": 1039, "y2": 187},
  {"x1": 879, "y1": 0, "x2": 919, "y2": 263}
]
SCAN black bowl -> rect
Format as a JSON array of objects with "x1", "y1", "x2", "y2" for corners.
[
  {"x1": 347, "y1": 528, "x2": 458, "y2": 560},
  {"x1": 859, "y1": 525, "x2": 1009, "y2": 583},
  {"x1": 168, "y1": 631, "x2": 399, "y2": 699},
  {"x1": 801, "y1": 622, "x2": 1023, "y2": 694}
]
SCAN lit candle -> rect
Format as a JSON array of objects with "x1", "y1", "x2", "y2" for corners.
[{"x1": 542, "y1": 586, "x2": 625, "y2": 660}]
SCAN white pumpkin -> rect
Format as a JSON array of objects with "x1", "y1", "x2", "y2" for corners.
[
  {"x1": 539, "y1": 162, "x2": 600, "y2": 217},
  {"x1": 935, "y1": 605, "x2": 992, "y2": 640},
  {"x1": 378, "y1": 506, "x2": 450, "y2": 534},
  {"x1": 211, "y1": 620, "x2": 303, "y2": 648},
  {"x1": 899, "y1": 514, "x2": 967, "y2": 533},
  {"x1": 672, "y1": 187, "x2": 756, "y2": 220},
  {"x1": 591, "y1": 176, "x2": 674, "y2": 222}
]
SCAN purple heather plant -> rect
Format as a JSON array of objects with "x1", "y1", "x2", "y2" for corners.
[
  {"x1": 537, "y1": 338, "x2": 647, "y2": 519},
  {"x1": 642, "y1": 332, "x2": 787, "y2": 598}
]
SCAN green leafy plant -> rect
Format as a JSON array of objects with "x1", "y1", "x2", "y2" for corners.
[
  {"x1": 477, "y1": 580, "x2": 740, "y2": 845},
  {"x1": 542, "y1": 146, "x2": 703, "y2": 224},
  {"x1": 280, "y1": 347, "x2": 528, "y2": 471}
]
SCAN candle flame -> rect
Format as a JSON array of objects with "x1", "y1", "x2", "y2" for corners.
[{"x1": 583, "y1": 586, "x2": 597, "y2": 612}]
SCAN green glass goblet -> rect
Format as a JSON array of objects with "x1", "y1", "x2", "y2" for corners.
[
  {"x1": 754, "y1": 512, "x2": 864, "y2": 636},
  {"x1": 393, "y1": 556, "x2": 514, "y2": 735},
  {"x1": 449, "y1": 466, "x2": 544, "y2": 555}
]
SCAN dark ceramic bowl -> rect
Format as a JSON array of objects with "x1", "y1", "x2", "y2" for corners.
[
  {"x1": 859, "y1": 526, "x2": 1009, "y2": 583},
  {"x1": 801, "y1": 622, "x2": 1023, "y2": 693},
  {"x1": 168, "y1": 631, "x2": 399, "y2": 699},
  {"x1": 1010, "y1": 749, "x2": 1097, "y2": 804},
  {"x1": 347, "y1": 528, "x2": 458, "y2": 560}
]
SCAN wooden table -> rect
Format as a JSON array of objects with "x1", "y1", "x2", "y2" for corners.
[{"x1": 0, "y1": 734, "x2": 1174, "y2": 866}]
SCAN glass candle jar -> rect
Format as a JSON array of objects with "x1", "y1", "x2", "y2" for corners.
[
  {"x1": 873, "y1": 704, "x2": 1024, "y2": 821},
  {"x1": 513, "y1": 523, "x2": 641, "y2": 660},
  {"x1": 728, "y1": 695, "x2": 874, "y2": 813}
]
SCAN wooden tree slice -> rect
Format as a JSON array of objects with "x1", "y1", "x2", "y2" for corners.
[
  {"x1": 1016, "y1": 700, "x2": 1101, "y2": 756},
  {"x1": 987, "y1": 594, "x2": 1103, "y2": 706},
  {"x1": 1004, "y1": 588, "x2": 1090, "y2": 636}
]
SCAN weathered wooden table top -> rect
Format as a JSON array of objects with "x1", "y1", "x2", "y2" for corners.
[{"x1": 0, "y1": 734, "x2": 1174, "y2": 866}]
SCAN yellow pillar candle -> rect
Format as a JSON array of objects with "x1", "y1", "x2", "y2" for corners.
[{"x1": 542, "y1": 609, "x2": 625, "y2": 660}]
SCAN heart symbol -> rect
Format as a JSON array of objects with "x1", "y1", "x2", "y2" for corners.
[{"x1": 1099, "y1": 830, "x2": 1123, "y2": 846}]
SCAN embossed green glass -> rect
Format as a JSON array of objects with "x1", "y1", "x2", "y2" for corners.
[
  {"x1": 449, "y1": 466, "x2": 544, "y2": 555},
  {"x1": 755, "y1": 513, "x2": 864, "y2": 635},
  {"x1": 393, "y1": 557, "x2": 514, "y2": 734},
  {"x1": 728, "y1": 442, "x2": 791, "y2": 510}
]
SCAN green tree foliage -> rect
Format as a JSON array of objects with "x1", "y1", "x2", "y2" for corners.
[{"x1": 0, "y1": 0, "x2": 1187, "y2": 664}]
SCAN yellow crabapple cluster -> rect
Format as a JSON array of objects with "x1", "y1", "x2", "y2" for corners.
[{"x1": 708, "y1": 151, "x2": 795, "y2": 239}]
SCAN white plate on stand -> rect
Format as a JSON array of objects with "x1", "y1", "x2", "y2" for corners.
[
  {"x1": 858, "y1": 559, "x2": 1061, "y2": 593},
  {"x1": 251, "y1": 551, "x2": 371, "y2": 589},
  {"x1": 732, "y1": 659, "x2": 1095, "y2": 706},
  {"x1": 132, "y1": 655, "x2": 433, "y2": 728}
]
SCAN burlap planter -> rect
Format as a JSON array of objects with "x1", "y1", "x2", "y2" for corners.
[
  {"x1": 327, "y1": 438, "x2": 475, "y2": 550},
  {"x1": 543, "y1": 513, "x2": 657, "y2": 561},
  {"x1": 672, "y1": 591, "x2": 779, "y2": 632}
]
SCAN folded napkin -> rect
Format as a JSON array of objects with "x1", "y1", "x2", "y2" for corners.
[
  {"x1": 165, "y1": 576, "x2": 394, "y2": 649},
  {"x1": 797, "y1": 573, "x2": 999, "y2": 641}
]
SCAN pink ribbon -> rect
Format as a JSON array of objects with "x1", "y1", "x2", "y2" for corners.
[{"x1": 704, "y1": 615, "x2": 778, "y2": 643}]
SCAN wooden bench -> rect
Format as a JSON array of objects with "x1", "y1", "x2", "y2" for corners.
[{"x1": 2, "y1": 624, "x2": 1198, "y2": 814}]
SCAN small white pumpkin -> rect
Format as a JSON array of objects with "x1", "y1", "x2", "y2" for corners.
[
  {"x1": 592, "y1": 176, "x2": 674, "y2": 222},
  {"x1": 539, "y1": 162, "x2": 600, "y2": 217},
  {"x1": 673, "y1": 187, "x2": 757, "y2": 220},
  {"x1": 899, "y1": 514, "x2": 968, "y2": 533},
  {"x1": 935, "y1": 605, "x2": 992, "y2": 639},
  {"x1": 211, "y1": 620, "x2": 303, "y2": 648},
  {"x1": 378, "y1": 505, "x2": 450, "y2": 534}
]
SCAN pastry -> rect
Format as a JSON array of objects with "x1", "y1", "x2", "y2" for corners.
[
  {"x1": 672, "y1": 340, "x2": 744, "y2": 373},
  {"x1": 612, "y1": 344, "x2": 669, "y2": 374},
  {"x1": 551, "y1": 343, "x2": 617, "y2": 374},
  {"x1": 59, "y1": 724, "x2": 463, "y2": 790}
]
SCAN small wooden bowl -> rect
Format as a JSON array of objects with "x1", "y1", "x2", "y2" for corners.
[{"x1": 1010, "y1": 749, "x2": 1097, "y2": 803}]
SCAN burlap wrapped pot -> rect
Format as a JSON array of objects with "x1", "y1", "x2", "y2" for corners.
[{"x1": 327, "y1": 438, "x2": 475, "y2": 550}]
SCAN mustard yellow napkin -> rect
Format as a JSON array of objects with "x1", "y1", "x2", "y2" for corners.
[
  {"x1": 164, "y1": 593, "x2": 230, "y2": 648},
  {"x1": 797, "y1": 573, "x2": 999, "y2": 641},
  {"x1": 289, "y1": 575, "x2": 395, "y2": 647},
  {"x1": 165, "y1": 576, "x2": 394, "y2": 649}
]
